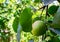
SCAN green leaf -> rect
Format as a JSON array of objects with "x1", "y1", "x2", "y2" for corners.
[
  {"x1": 48, "y1": 36, "x2": 60, "y2": 42},
  {"x1": 0, "y1": 0, "x2": 5, "y2": 3},
  {"x1": 32, "y1": 16, "x2": 41, "y2": 23},
  {"x1": 34, "y1": 0, "x2": 42, "y2": 3},
  {"x1": 19, "y1": 7, "x2": 32, "y2": 32},
  {"x1": 12, "y1": 17, "x2": 19, "y2": 33},
  {"x1": 0, "y1": 19, "x2": 6, "y2": 29},
  {"x1": 48, "y1": 5, "x2": 59, "y2": 15},
  {"x1": 22, "y1": 0, "x2": 30, "y2": 4},
  {"x1": 57, "y1": 0, "x2": 60, "y2": 3},
  {"x1": 52, "y1": 7, "x2": 60, "y2": 29}
]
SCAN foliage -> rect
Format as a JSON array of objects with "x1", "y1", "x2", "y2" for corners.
[{"x1": 0, "y1": 0, "x2": 60, "y2": 42}]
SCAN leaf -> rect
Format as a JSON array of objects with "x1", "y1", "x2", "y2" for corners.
[
  {"x1": 12, "y1": 17, "x2": 19, "y2": 33},
  {"x1": 19, "y1": 7, "x2": 32, "y2": 32},
  {"x1": 48, "y1": 36, "x2": 60, "y2": 42},
  {"x1": 22, "y1": 0, "x2": 30, "y2": 3},
  {"x1": 0, "y1": 0, "x2": 5, "y2": 3},
  {"x1": 48, "y1": 5, "x2": 59, "y2": 15},
  {"x1": 0, "y1": 19, "x2": 6, "y2": 29},
  {"x1": 52, "y1": 7, "x2": 60, "y2": 29},
  {"x1": 34, "y1": 0, "x2": 42, "y2": 3},
  {"x1": 57, "y1": 0, "x2": 60, "y2": 3},
  {"x1": 32, "y1": 16, "x2": 41, "y2": 23}
]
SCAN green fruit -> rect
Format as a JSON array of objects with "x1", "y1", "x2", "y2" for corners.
[
  {"x1": 32, "y1": 20, "x2": 47, "y2": 36},
  {"x1": 52, "y1": 7, "x2": 60, "y2": 29},
  {"x1": 48, "y1": 5, "x2": 59, "y2": 16}
]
